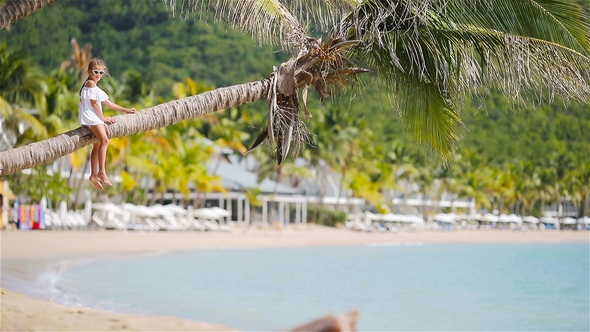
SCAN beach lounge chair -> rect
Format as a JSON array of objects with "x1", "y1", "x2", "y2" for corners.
[{"x1": 91, "y1": 214, "x2": 105, "y2": 228}]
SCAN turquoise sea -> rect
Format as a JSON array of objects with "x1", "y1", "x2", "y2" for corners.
[{"x1": 10, "y1": 243, "x2": 590, "y2": 331}]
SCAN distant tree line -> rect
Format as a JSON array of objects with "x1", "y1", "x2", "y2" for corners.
[{"x1": 1, "y1": 0, "x2": 588, "y2": 218}]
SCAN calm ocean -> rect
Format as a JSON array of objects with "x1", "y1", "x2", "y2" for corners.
[{"x1": 29, "y1": 243, "x2": 590, "y2": 331}]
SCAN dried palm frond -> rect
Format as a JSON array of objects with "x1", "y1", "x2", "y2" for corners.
[{"x1": 248, "y1": 37, "x2": 369, "y2": 164}]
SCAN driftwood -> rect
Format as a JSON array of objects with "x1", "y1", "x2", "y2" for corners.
[{"x1": 288, "y1": 311, "x2": 359, "y2": 332}]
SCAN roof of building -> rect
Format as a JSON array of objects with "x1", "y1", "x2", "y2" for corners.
[{"x1": 208, "y1": 161, "x2": 296, "y2": 194}]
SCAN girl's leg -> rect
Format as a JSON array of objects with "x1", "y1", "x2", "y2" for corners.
[
  {"x1": 89, "y1": 143, "x2": 103, "y2": 189},
  {"x1": 88, "y1": 124, "x2": 112, "y2": 186}
]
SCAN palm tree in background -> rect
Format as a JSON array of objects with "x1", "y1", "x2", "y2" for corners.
[
  {"x1": 0, "y1": 43, "x2": 48, "y2": 149},
  {"x1": 574, "y1": 163, "x2": 590, "y2": 217},
  {"x1": 1, "y1": 0, "x2": 589, "y2": 177},
  {"x1": 304, "y1": 103, "x2": 367, "y2": 222},
  {"x1": 431, "y1": 157, "x2": 462, "y2": 215},
  {"x1": 60, "y1": 37, "x2": 93, "y2": 83},
  {"x1": 374, "y1": 141, "x2": 406, "y2": 209},
  {"x1": 455, "y1": 150, "x2": 493, "y2": 212},
  {"x1": 510, "y1": 162, "x2": 537, "y2": 216}
]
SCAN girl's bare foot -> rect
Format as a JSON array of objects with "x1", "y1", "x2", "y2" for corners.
[
  {"x1": 97, "y1": 172, "x2": 113, "y2": 186},
  {"x1": 89, "y1": 176, "x2": 104, "y2": 190}
]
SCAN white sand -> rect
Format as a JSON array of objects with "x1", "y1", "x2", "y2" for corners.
[{"x1": 1, "y1": 225, "x2": 588, "y2": 331}]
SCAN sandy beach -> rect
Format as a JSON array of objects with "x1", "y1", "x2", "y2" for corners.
[{"x1": 1, "y1": 225, "x2": 588, "y2": 331}]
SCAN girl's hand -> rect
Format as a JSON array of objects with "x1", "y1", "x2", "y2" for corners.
[
  {"x1": 104, "y1": 117, "x2": 116, "y2": 124},
  {"x1": 127, "y1": 108, "x2": 137, "y2": 114}
]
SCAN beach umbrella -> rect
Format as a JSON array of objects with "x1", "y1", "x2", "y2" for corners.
[
  {"x1": 210, "y1": 206, "x2": 231, "y2": 218},
  {"x1": 83, "y1": 199, "x2": 92, "y2": 223},
  {"x1": 398, "y1": 214, "x2": 416, "y2": 223},
  {"x1": 577, "y1": 216, "x2": 590, "y2": 225},
  {"x1": 499, "y1": 213, "x2": 521, "y2": 223},
  {"x1": 363, "y1": 211, "x2": 379, "y2": 223},
  {"x1": 164, "y1": 204, "x2": 188, "y2": 216},
  {"x1": 193, "y1": 208, "x2": 219, "y2": 220},
  {"x1": 58, "y1": 201, "x2": 67, "y2": 222},
  {"x1": 434, "y1": 213, "x2": 456, "y2": 224},
  {"x1": 522, "y1": 216, "x2": 539, "y2": 224},
  {"x1": 39, "y1": 196, "x2": 48, "y2": 229},
  {"x1": 346, "y1": 212, "x2": 363, "y2": 223},
  {"x1": 482, "y1": 213, "x2": 499, "y2": 223},
  {"x1": 146, "y1": 204, "x2": 174, "y2": 217},
  {"x1": 467, "y1": 213, "x2": 482, "y2": 222},
  {"x1": 405, "y1": 215, "x2": 425, "y2": 224},
  {"x1": 140, "y1": 205, "x2": 161, "y2": 217},
  {"x1": 398, "y1": 214, "x2": 420, "y2": 223},
  {"x1": 93, "y1": 202, "x2": 125, "y2": 215},
  {"x1": 500, "y1": 214, "x2": 522, "y2": 223},
  {"x1": 511, "y1": 214, "x2": 523, "y2": 223},
  {"x1": 124, "y1": 204, "x2": 159, "y2": 218},
  {"x1": 540, "y1": 216, "x2": 559, "y2": 224},
  {"x1": 561, "y1": 217, "x2": 577, "y2": 225},
  {"x1": 379, "y1": 213, "x2": 398, "y2": 223}
]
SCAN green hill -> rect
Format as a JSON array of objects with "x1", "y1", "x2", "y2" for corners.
[{"x1": 2, "y1": 0, "x2": 589, "y2": 168}]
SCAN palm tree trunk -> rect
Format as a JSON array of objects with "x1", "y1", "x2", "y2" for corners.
[
  {"x1": 121, "y1": 188, "x2": 129, "y2": 203},
  {"x1": 149, "y1": 181, "x2": 160, "y2": 206},
  {"x1": 402, "y1": 177, "x2": 414, "y2": 214},
  {"x1": 584, "y1": 189, "x2": 589, "y2": 217},
  {"x1": 311, "y1": 163, "x2": 330, "y2": 224},
  {"x1": 333, "y1": 168, "x2": 346, "y2": 212},
  {"x1": 0, "y1": 0, "x2": 58, "y2": 29},
  {"x1": 270, "y1": 166, "x2": 283, "y2": 224},
  {"x1": 193, "y1": 188, "x2": 201, "y2": 209},
  {"x1": 131, "y1": 172, "x2": 142, "y2": 204},
  {"x1": 0, "y1": 79, "x2": 271, "y2": 176},
  {"x1": 528, "y1": 199, "x2": 535, "y2": 216}
]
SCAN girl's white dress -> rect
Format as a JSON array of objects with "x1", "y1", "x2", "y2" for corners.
[{"x1": 78, "y1": 85, "x2": 110, "y2": 126}]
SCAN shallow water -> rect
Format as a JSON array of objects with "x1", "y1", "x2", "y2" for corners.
[{"x1": 10, "y1": 243, "x2": 590, "y2": 331}]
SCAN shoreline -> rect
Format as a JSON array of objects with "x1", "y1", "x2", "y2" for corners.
[{"x1": 1, "y1": 226, "x2": 588, "y2": 331}]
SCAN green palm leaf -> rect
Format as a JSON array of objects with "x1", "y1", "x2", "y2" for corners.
[{"x1": 338, "y1": 0, "x2": 590, "y2": 157}]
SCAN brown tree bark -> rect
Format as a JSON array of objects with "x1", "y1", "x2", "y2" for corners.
[
  {"x1": 0, "y1": 79, "x2": 270, "y2": 176},
  {"x1": 0, "y1": 0, "x2": 58, "y2": 29}
]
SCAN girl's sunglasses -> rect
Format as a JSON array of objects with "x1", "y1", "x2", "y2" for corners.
[{"x1": 92, "y1": 70, "x2": 105, "y2": 75}]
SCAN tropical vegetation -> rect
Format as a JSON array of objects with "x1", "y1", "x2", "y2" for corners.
[{"x1": 0, "y1": 0, "x2": 588, "y2": 219}]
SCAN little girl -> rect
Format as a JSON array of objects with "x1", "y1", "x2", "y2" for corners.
[{"x1": 79, "y1": 58, "x2": 137, "y2": 189}]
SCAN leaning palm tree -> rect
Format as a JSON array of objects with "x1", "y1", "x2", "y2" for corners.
[
  {"x1": 1, "y1": 0, "x2": 589, "y2": 175},
  {"x1": 0, "y1": 0, "x2": 58, "y2": 29}
]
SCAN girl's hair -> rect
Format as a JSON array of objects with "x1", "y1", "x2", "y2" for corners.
[
  {"x1": 80, "y1": 58, "x2": 109, "y2": 96},
  {"x1": 87, "y1": 58, "x2": 109, "y2": 75}
]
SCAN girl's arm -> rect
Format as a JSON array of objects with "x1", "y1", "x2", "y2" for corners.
[
  {"x1": 90, "y1": 99, "x2": 115, "y2": 124},
  {"x1": 103, "y1": 100, "x2": 137, "y2": 114}
]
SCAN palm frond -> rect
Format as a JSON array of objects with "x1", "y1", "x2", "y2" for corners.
[
  {"x1": 439, "y1": 0, "x2": 590, "y2": 55},
  {"x1": 338, "y1": 0, "x2": 590, "y2": 157},
  {"x1": 163, "y1": 0, "x2": 307, "y2": 48},
  {"x1": 437, "y1": 27, "x2": 590, "y2": 104},
  {"x1": 249, "y1": 37, "x2": 367, "y2": 164},
  {"x1": 394, "y1": 78, "x2": 462, "y2": 159},
  {"x1": 0, "y1": 98, "x2": 48, "y2": 140},
  {"x1": 163, "y1": 0, "x2": 361, "y2": 49}
]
